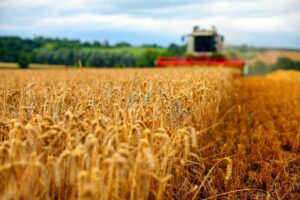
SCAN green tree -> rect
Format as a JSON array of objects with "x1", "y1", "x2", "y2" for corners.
[
  {"x1": 164, "y1": 43, "x2": 186, "y2": 56},
  {"x1": 18, "y1": 53, "x2": 29, "y2": 68},
  {"x1": 249, "y1": 60, "x2": 269, "y2": 75},
  {"x1": 271, "y1": 57, "x2": 300, "y2": 71},
  {"x1": 137, "y1": 50, "x2": 161, "y2": 67},
  {"x1": 115, "y1": 42, "x2": 131, "y2": 48}
]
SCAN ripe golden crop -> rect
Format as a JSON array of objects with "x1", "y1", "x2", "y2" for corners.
[{"x1": 0, "y1": 68, "x2": 299, "y2": 199}]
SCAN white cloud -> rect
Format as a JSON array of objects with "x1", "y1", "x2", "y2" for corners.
[
  {"x1": 232, "y1": 17, "x2": 282, "y2": 32},
  {"x1": 35, "y1": 13, "x2": 225, "y2": 36},
  {"x1": 140, "y1": 0, "x2": 299, "y2": 16},
  {"x1": 35, "y1": 13, "x2": 286, "y2": 34},
  {"x1": 0, "y1": 0, "x2": 300, "y2": 47}
]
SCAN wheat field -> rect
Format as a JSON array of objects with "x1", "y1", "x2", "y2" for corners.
[{"x1": 0, "y1": 68, "x2": 299, "y2": 199}]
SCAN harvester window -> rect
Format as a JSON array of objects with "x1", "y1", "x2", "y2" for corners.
[{"x1": 194, "y1": 36, "x2": 216, "y2": 52}]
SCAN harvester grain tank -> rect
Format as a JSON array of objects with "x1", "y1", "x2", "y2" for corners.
[{"x1": 156, "y1": 26, "x2": 245, "y2": 71}]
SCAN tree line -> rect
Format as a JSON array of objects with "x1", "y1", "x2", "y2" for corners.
[
  {"x1": 36, "y1": 49, "x2": 137, "y2": 67},
  {"x1": 0, "y1": 36, "x2": 186, "y2": 68}
]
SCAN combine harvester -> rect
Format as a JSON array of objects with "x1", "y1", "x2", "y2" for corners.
[{"x1": 156, "y1": 26, "x2": 246, "y2": 73}]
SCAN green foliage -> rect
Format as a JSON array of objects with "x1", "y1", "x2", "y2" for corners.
[
  {"x1": 226, "y1": 51, "x2": 238, "y2": 59},
  {"x1": 0, "y1": 37, "x2": 39, "y2": 63},
  {"x1": 115, "y1": 42, "x2": 131, "y2": 48},
  {"x1": 137, "y1": 50, "x2": 161, "y2": 67},
  {"x1": 0, "y1": 36, "x2": 164, "y2": 67},
  {"x1": 249, "y1": 60, "x2": 269, "y2": 75},
  {"x1": 18, "y1": 53, "x2": 29, "y2": 69},
  {"x1": 163, "y1": 43, "x2": 186, "y2": 56},
  {"x1": 36, "y1": 49, "x2": 136, "y2": 67},
  {"x1": 141, "y1": 44, "x2": 162, "y2": 48},
  {"x1": 271, "y1": 57, "x2": 300, "y2": 71}
]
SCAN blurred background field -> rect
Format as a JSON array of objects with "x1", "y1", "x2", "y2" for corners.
[{"x1": 1, "y1": 36, "x2": 300, "y2": 74}]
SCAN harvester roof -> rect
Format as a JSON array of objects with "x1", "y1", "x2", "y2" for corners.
[{"x1": 188, "y1": 26, "x2": 218, "y2": 36}]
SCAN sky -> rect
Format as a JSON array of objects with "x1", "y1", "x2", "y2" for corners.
[{"x1": 1, "y1": 0, "x2": 300, "y2": 48}]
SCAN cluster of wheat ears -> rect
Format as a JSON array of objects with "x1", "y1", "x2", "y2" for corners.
[{"x1": 0, "y1": 68, "x2": 299, "y2": 199}]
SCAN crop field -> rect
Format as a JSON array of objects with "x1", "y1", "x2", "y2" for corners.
[{"x1": 0, "y1": 68, "x2": 299, "y2": 199}]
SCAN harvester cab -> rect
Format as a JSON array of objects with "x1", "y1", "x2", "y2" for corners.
[
  {"x1": 156, "y1": 26, "x2": 245, "y2": 72},
  {"x1": 186, "y1": 26, "x2": 223, "y2": 55}
]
